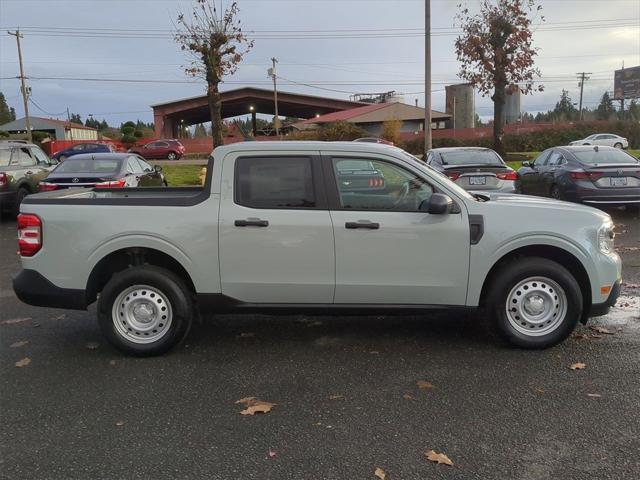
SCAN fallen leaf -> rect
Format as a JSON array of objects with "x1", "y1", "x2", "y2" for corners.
[
  {"x1": 329, "y1": 394, "x2": 344, "y2": 400},
  {"x1": 417, "y1": 380, "x2": 434, "y2": 390},
  {"x1": 569, "y1": 362, "x2": 586, "y2": 370},
  {"x1": 590, "y1": 334, "x2": 603, "y2": 339},
  {"x1": 115, "y1": 420, "x2": 125, "y2": 426},
  {"x1": 86, "y1": 342, "x2": 100, "y2": 350},
  {"x1": 238, "y1": 332, "x2": 255, "y2": 338},
  {"x1": 403, "y1": 394, "x2": 414, "y2": 400},
  {"x1": 10, "y1": 340, "x2": 29, "y2": 348},
  {"x1": 573, "y1": 333, "x2": 590, "y2": 340},
  {"x1": 1, "y1": 317, "x2": 31, "y2": 325},
  {"x1": 32, "y1": 322, "x2": 40, "y2": 328},
  {"x1": 425, "y1": 450, "x2": 453, "y2": 466},
  {"x1": 109, "y1": 360, "x2": 116, "y2": 366},
  {"x1": 236, "y1": 397, "x2": 276, "y2": 415},
  {"x1": 52, "y1": 314, "x2": 66, "y2": 321},
  {"x1": 15, "y1": 357, "x2": 31, "y2": 368},
  {"x1": 374, "y1": 467, "x2": 387, "y2": 479},
  {"x1": 534, "y1": 388, "x2": 545, "y2": 395},
  {"x1": 587, "y1": 393, "x2": 602, "y2": 398},
  {"x1": 268, "y1": 449, "x2": 277, "y2": 459},
  {"x1": 589, "y1": 326, "x2": 613, "y2": 335},
  {"x1": 307, "y1": 321, "x2": 323, "y2": 327}
]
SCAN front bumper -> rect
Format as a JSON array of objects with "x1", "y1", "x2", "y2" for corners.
[
  {"x1": 13, "y1": 269, "x2": 87, "y2": 310},
  {"x1": 588, "y1": 279, "x2": 621, "y2": 317}
]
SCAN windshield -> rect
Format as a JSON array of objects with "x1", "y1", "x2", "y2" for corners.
[
  {"x1": 584, "y1": 134, "x2": 598, "y2": 140},
  {"x1": 440, "y1": 150, "x2": 503, "y2": 166},
  {"x1": 395, "y1": 148, "x2": 476, "y2": 201},
  {"x1": 54, "y1": 158, "x2": 122, "y2": 174},
  {"x1": 574, "y1": 149, "x2": 639, "y2": 165},
  {"x1": 0, "y1": 148, "x2": 10, "y2": 167}
]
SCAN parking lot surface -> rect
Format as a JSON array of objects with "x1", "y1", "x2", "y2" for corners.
[{"x1": 1, "y1": 208, "x2": 639, "y2": 480}]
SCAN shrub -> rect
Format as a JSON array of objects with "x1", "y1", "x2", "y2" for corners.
[
  {"x1": 318, "y1": 121, "x2": 368, "y2": 141},
  {"x1": 381, "y1": 119, "x2": 402, "y2": 144}
]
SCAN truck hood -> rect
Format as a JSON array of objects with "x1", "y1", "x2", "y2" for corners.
[{"x1": 472, "y1": 192, "x2": 610, "y2": 220}]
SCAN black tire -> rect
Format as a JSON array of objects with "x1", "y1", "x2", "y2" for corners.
[
  {"x1": 550, "y1": 184, "x2": 562, "y2": 200},
  {"x1": 13, "y1": 187, "x2": 29, "y2": 217},
  {"x1": 97, "y1": 265, "x2": 193, "y2": 356},
  {"x1": 613, "y1": 143, "x2": 623, "y2": 149},
  {"x1": 486, "y1": 257, "x2": 583, "y2": 349},
  {"x1": 167, "y1": 152, "x2": 177, "y2": 160}
]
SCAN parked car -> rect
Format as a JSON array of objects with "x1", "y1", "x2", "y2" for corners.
[
  {"x1": 51, "y1": 142, "x2": 115, "y2": 162},
  {"x1": 130, "y1": 139, "x2": 186, "y2": 160},
  {"x1": 335, "y1": 158, "x2": 385, "y2": 192},
  {"x1": 13, "y1": 142, "x2": 621, "y2": 355},
  {"x1": 516, "y1": 146, "x2": 640, "y2": 206},
  {"x1": 0, "y1": 141, "x2": 58, "y2": 217},
  {"x1": 569, "y1": 133, "x2": 628, "y2": 149},
  {"x1": 38, "y1": 153, "x2": 166, "y2": 191},
  {"x1": 426, "y1": 147, "x2": 518, "y2": 192},
  {"x1": 354, "y1": 137, "x2": 394, "y2": 146}
]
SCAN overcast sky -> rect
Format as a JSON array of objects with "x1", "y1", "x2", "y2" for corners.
[{"x1": 1, "y1": 0, "x2": 639, "y2": 126}]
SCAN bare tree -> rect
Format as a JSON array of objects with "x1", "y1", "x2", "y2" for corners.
[
  {"x1": 455, "y1": 0, "x2": 543, "y2": 155},
  {"x1": 175, "y1": 0, "x2": 253, "y2": 147}
]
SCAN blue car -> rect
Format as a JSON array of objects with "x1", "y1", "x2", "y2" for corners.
[{"x1": 52, "y1": 142, "x2": 114, "y2": 162}]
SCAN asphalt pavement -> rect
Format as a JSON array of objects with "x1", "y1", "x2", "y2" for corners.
[{"x1": 1, "y1": 207, "x2": 639, "y2": 480}]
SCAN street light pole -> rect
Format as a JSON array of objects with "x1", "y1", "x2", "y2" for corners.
[
  {"x1": 269, "y1": 57, "x2": 280, "y2": 137},
  {"x1": 8, "y1": 30, "x2": 32, "y2": 142},
  {"x1": 424, "y1": 0, "x2": 432, "y2": 154}
]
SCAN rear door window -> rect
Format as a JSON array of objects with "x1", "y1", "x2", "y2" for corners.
[
  {"x1": 14, "y1": 147, "x2": 36, "y2": 167},
  {"x1": 235, "y1": 156, "x2": 316, "y2": 209},
  {"x1": 533, "y1": 151, "x2": 551, "y2": 167}
]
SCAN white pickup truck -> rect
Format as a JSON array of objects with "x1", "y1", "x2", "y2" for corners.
[{"x1": 13, "y1": 142, "x2": 621, "y2": 355}]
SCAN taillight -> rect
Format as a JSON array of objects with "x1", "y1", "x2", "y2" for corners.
[
  {"x1": 368, "y1": 178, "x2": 384, "y2": 187},
  {"x1": 95, "y1": 179, "x2": 127, "y2": 188},
  {"x1": 446, "y1": 172, "x2": 460, "y2": 181},
  {"x1": 17, "y1": 214, "x2": 42, "y2": 257},
  {"x1": 0, "y1": 172, "x2": 7, "y2": 188},
  {"x1": 570, "y1": 171, "x2": 603, "y2": 181},
  {"x1": 38, "y1": 182, "x2": 59, "y2": 192},
  {"x1": 496, "y1": 170, "x2": 518, "y2": 181}
]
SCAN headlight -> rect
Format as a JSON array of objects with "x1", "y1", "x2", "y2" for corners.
[{"x1": 597, "y1": 223, "x2": 615, "y2": 254}]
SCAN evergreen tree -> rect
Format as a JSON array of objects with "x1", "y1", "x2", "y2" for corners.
[
  {"x1": 629, "y1": 99, "x2": 640, "y2": 122},
  {"x1": 0, "y1": 92, "x2": 14, "y2": 125},
  {"x1": 595, "y1": 92, "x2": 615, "y2": 121},
  {"x1": 552, "y1": 90, "x2": 577, "y2": 120}
]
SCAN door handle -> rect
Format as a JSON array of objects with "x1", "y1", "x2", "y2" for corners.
[
  {"x1": 345, "y1": 221, "x2": 380, "y2": 230},
  {"x1": 235, "y1": 219, "x2": 269, "y2": 227}
]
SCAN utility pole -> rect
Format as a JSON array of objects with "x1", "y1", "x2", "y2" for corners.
[
  {"x1": 576, "y1": 72, "x2": 591, "y2": 121},
  {"x1": 268, "y1": 57, "x2": 280, "y2": 136},
  {"x1": 424, "y1": 0, "x2": 432, "y2": 153},
  {"x1": 66, "y1": 107, "x2": 73, "y2": 140},
  {"x1": 8, "y1": 30, "x2": 32, "y2": 142}
]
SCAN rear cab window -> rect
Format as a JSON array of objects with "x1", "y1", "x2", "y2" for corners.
[{"x1": 235, "y1": 156, "x2": 316, "y2": 209}]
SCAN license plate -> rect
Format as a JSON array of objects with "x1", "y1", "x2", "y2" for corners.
[
  {"x1": 611, "y1": 177, "x2": 628, "y2": 187},
  {"x1": 469, "y1": 176, "x2": 486, "y2": 185}
]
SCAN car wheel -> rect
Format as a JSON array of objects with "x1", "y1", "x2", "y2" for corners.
[
  {"x1": 486, "y1": 257, "x2": 583, "y2": 349},
  {"x1": 613, "y1": 143, "x2": 623, "y2": 149},
  {"x1": 58, "y1": 155, "x2": 66, "y2": 162},
  {"x1": 550, "y1": 185, "x2": 562, "y2": 200},
  {"x1": 97, "y1": 265, "x2": 193, "y2": 356},
  {"x1": 167, "y1": 152, "x2": 177, "y2": 160},
  {"x1": 13, "y1": 187, "x2": 29, "y2": 217}
]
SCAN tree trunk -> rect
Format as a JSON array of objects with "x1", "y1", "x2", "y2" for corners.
[
  {"x1": 492, "y1": 82, "x2": 507, "y2": 157},
  {"x1": 208, "y1": 82, "x2": 224, "y2": 148}
]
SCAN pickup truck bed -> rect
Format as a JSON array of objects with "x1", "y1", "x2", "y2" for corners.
[{"x1": 13, "y1": 142, "x2": 621, "y2": 356}]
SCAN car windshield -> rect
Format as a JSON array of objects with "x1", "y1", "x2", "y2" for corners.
[
  {"x1": 574, "y1": 149, "x2": 639, "y2": 165},
  {"x1": 440, "y1": 150, "x2": 503, "y2": 166},
  {"x1": 0, "y1": 148, "x2": 10, "y2": 166},
  {"x1": 54, "y1": 158, "x2": 122, "y2": 174}
]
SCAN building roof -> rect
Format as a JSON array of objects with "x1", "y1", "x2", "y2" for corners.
[
  {"x1": 301, "y1": 101, "x2": 451, "y2": 125},
  {"x1": 0, "y1": 116, "x2": 96, "y2": 131}
]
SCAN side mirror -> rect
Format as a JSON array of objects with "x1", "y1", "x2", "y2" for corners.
[
  {"x1": 421, "y1": 193, "x2": 453, "y2": 215},
  {"x1": 153, "y1": 165, "x2": 162, "y2": 172},
  {"x1": 522, "y1": 161, "x2": 531, "y2": 167}
]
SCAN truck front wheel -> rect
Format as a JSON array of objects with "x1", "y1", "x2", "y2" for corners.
[
  {"x1": 486, "y1": 257, "x2": 583, "y2": 349},
  {"x1": 97, "y1": 265, "x2": 193, "y2": 356}
]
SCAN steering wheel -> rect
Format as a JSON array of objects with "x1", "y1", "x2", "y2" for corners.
[{"x1": 392, "y1": 181, "x2": 411, "y2": 209}]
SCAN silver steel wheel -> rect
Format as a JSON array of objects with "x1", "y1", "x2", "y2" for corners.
[
  {"x1": 167, "y1": 152, "x2": 177, "y2": 160},
  {"x1": 505, "y1": 277, "x2": 567, "y2": 336},
  {"x1": 112, "y1": 285, "x2": 173, "y2": 344}
]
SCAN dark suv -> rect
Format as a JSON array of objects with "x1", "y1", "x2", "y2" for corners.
[
  {"x1": 51, "y1": 142, "x2": 115, "y2": 162},
  {"x1": 0, "y1": 142, "x2": 58, "y2": 217},
  {"x1": 129, "y1": 139, "x2": 186, "y2": 160}
]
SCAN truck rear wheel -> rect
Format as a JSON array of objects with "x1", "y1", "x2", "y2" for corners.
[
  {"x1": 97, "y1": 265, "x2": 193, "y2": 356},
  {"x1": 486, "y1": 257, "x2": 583, "y2": 349}
]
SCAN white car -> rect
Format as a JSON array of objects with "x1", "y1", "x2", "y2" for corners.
[{"x1": 569, "y1": 134, "x2": 628, "y2": 149}]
